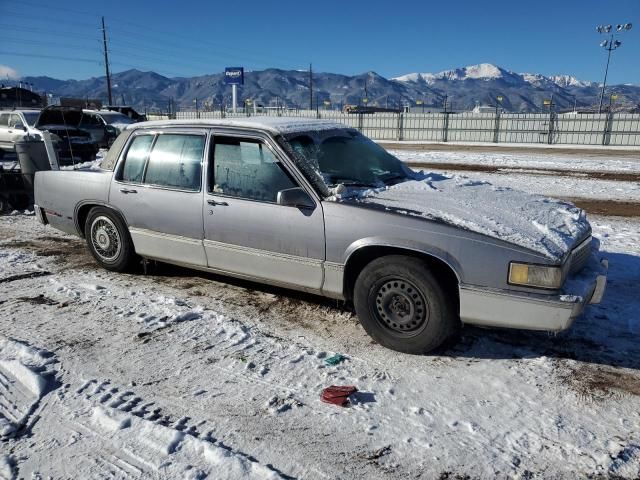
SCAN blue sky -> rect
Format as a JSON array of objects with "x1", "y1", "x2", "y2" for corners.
[{"x1": 0, "y1": 0, "x2": 638, "y2": 83}]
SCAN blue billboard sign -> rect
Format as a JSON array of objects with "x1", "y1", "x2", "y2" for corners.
[{"x1": 224, "y1": 67, "x2": 244, "y2": 85}]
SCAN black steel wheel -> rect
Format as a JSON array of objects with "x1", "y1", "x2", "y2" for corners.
[
  {"x1": 354, "y1": 255, "x2": 458, "y2": 354},
  {"x1": 373, "y1": 278, "x2": 429, "y2": 336}
]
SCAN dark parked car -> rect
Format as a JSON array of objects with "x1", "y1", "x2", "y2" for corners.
[
  {"x1": 93, "y1": 110, "x2": 136, "y2": 137},
  {"x1": 78, "y1": 109, "x2": 121, "y2": 148},
  {"x1": 35, "y1": 106, "x2": 99, "y2": 163}
]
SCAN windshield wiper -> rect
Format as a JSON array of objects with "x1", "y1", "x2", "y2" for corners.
[
  {"x1": 380, "y1": 173, "x2": 408, "y2": 185},
  {"x1": 328, "y1": 176, "x2": 377, "y2": 188}
]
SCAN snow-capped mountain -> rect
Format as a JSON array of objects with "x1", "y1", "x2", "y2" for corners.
[
  {"x1": 391, "y1": 63, "x2": 639, "y2": 112},
  {"x1": 19, "y1": 63, "x2": 639, "y2": 113},
  {"x1": 392, "y1": 63, "x2": 596, "y2": 89}
]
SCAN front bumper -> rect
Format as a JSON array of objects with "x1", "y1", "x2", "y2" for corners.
[{"x1": 459, "y1": 253, "x2": 608, "y2": 332}]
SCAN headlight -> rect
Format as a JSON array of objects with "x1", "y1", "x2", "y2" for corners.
[{"x1": 508, "y1": 262, "x2": 562, "y2": 289}]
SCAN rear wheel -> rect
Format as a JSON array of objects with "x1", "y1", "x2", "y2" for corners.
[
  {"x1": 353, "y1": 255, "x2": 458, "y2": 354},
  {"x1": 84, "y1": 207, "x2": 136, "y2": 272}
]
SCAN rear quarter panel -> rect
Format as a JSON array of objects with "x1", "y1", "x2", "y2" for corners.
[{"x1": 34, "y1": 170, "x2": 113, "y2": 235}]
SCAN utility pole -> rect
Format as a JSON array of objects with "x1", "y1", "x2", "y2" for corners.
[
  {"x1": 309, "y1": 63, "x2": 313, "y2": 111},
  {"x1": 101, "y1": 16, "x2": 113, "y2": 106}
]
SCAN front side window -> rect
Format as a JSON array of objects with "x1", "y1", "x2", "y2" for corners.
[
  {"x1": 145, "y1": 134, "x2": 204, "y2": 191},
  {"x1": 211, "y1": 137, "x2": 297, "y2": 202},
  {"x1": 80, "y1": 114, "x2": 102, "y2": 127},
  {"x1": 21, "y1": 112, "x2": 40, "y2": 126},
  {"x1": 120, "y1": 135, "x2": 154, "y2": 183},
  {"x1": 9, "y1": 114, "x2": 23, "y2": 128}
]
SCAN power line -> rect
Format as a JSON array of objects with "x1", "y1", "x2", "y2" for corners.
[
  {"x1": 0, "y1": 8, "x2": 103, "y2": 33},
  {"x1": 1, "y1": 38, "x2": 101, "y2": 55},
  {"x1": 0, "y1": 51, "x2": 99, "y2": 64},
  {"x1": 0, "y1": 24, "x2": 98, "y2": 41},
  {"x1": 0, "y1": 7, "x2": 304, "y2": 70}
]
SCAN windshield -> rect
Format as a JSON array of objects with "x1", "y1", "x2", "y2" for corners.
[
  {"x1": 281, "y1": 128, "x2": 411, "y2": 193},
  {"x1": 21, "y1": 112, "x2": 40, "y2": 126},
  {"x1": 98, "y1": 112, "x2": 135, "y2": 125}
]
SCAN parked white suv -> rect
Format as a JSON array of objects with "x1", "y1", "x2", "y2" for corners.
[{"x1": 0, "y1": 109, "x2": 43, "y2": 158}]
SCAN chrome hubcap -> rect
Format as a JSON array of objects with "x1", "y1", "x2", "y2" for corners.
[
  {"x1": 90, "y1": 216, "x2": 121, "y2": 262},
  {"x1": 374, "y1": 279, "x2": 428, "y2": 334}
]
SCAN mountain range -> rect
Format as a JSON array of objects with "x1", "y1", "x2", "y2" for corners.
[{"x1": 17, "y1": 63, "x2": 640, "y2": 113}]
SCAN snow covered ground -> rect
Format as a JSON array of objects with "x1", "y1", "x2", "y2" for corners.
[
  {"x1": 391, "y1": 149, "x2": 640, "y2": 202},
  {"x1": 0, "y1": 209, "x2": 639, "y2": 479},
  {"x1": 390, "y1": 149, "x2": 640, "y2": 174}
]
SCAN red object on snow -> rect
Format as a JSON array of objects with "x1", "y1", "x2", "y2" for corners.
[{"x1": 321, "y1": 385, "x2": 358, "y2": 406}]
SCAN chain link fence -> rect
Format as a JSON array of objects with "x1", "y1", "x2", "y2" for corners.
[{"x1": 171, "y1": 109, "x2": 640, "y2": 146}]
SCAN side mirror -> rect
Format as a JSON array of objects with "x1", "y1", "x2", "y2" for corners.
[
  {"x1": 277, "y1": 187, "x2": 315, "y2": 209},
  {"x1": 105, "y1": 125, "x2": 118, "y2": 135}
]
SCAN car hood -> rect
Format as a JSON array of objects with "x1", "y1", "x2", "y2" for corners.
[{"x1": 329, "y1": 173, "x2": 591, "y2": 261}]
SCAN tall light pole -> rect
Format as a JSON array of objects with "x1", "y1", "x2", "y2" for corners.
[{"x1": 596, "y1": 23, "x2": 632, "y2": 113}]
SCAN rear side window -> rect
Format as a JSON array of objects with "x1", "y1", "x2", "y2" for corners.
[
  {"x1": 144, "y1": 134, "x2": 204, "y2": 191},
  {"x1": 121, "y1": 135, "x2": 153, "y2": 183},
  {"x1": 0, "y1": 113, "x2": 9, "y2": 127}
]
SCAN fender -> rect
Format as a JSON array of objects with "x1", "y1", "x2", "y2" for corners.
[{"x1": 342, "y1": 236, "x2": 464, "y2": 283}]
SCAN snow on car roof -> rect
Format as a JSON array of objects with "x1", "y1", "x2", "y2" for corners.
[{"x1": 129, "y1": 117, "x2": 347, "y2": 135}]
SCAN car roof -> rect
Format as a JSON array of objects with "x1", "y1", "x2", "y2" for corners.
[
  {"x1": 3, "y1": 109, "x2": 40, "y2": 114},
  {"x1": 129, "y1": 117, "x2": 347, "y2": 135}
]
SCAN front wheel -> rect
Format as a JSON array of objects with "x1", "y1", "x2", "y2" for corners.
[
  {"x1": 85, "y1": 207, "x2": 136, "y2": 272},
  {"x1": 353, "y1": 255, "x2": 459, "y2": 354}
]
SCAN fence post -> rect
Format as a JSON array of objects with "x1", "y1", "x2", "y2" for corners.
[
  {"x1": 357, "y1": 113, "x2": 363, "y2": 132},
  {"x1": 547, "y1": 111, "x2": 555, "y2": 145},
  {"x1": 396, "y1": 112, "x2": 404, "y2": 141},
  {"x1": 602, "y1": 112, "x2": 613, "y2": 146},
  {"x1": 442, "y1": 112, "x2": 449, "y2": 142},
  {"x1": 493, "y1": 110, "x2": 501, "y2": 143}
]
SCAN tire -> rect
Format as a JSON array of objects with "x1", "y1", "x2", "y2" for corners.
[
  {"x1": 84, "y1": 207, "x2": 136, "y2": 272},
  {"x1": 353, "y1": 255, "x2": 459, "y2": 354}
]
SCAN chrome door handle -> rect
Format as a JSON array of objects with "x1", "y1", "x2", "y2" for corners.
[
  {"x1": 120, "y1": 188, "x2": 137, "y2": 194},
  {"x1": 207, "y1": 199, "x2": 228, "y2": 206}
]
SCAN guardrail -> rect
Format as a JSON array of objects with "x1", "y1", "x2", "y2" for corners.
[{"x1": 173, "y1": 110, "x2": 640, "y2": 146}]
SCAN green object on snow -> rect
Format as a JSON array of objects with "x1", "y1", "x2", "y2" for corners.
[{"x1": 325, "y1": 353, "x2": 347, "y2": 366}]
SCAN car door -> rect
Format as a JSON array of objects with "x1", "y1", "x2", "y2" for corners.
[
  {"x1": 109, "y1": 129, "x2": 208, "y2": 266},
  {"x1": 6, "y1": 114, "x2": 27, "y2": 147},
  {"x1": 0, "y1": 113, "x2": 10, "y2": 149},
  {"x1": 203, "y1": 132, "x2": 325, "y2": 291}
]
